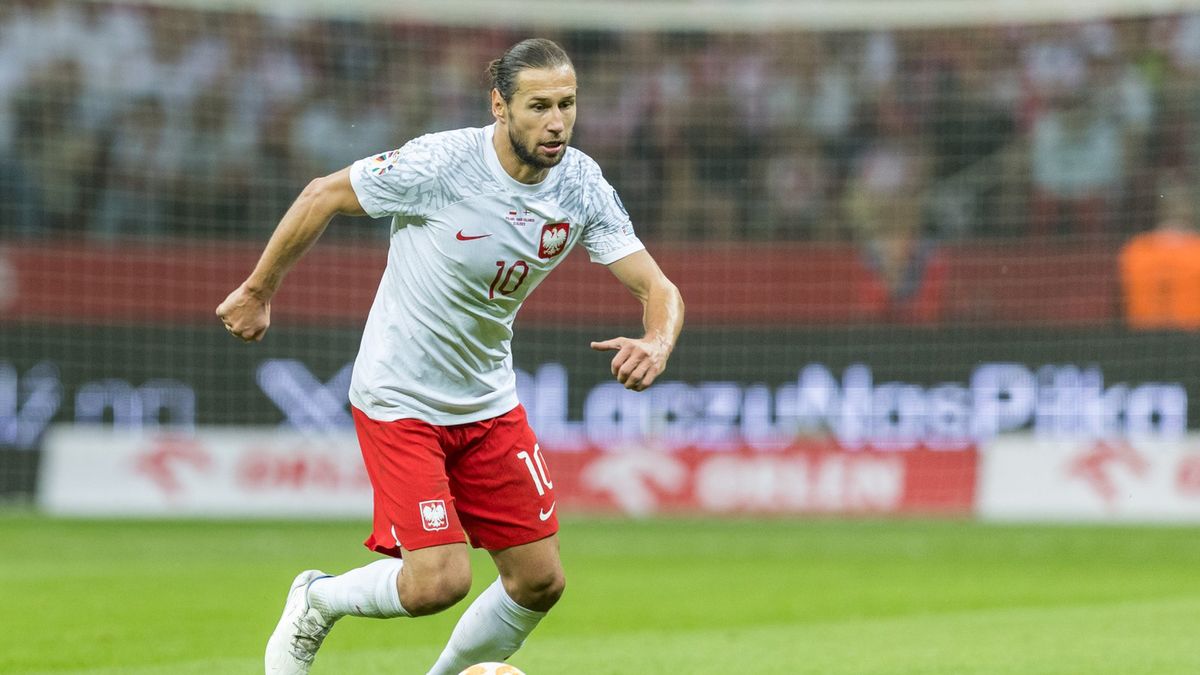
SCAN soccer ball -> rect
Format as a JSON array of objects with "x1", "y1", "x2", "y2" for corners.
[{"x1": 458, "y1": 663, "x2": 526, "y2": 675}]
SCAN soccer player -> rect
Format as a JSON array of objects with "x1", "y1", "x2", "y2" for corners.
[{"x1": 216, "y1": 38, "x2": 684, "y2": 674}]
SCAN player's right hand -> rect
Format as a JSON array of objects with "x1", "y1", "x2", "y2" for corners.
[
  {"x1": 216, "y1": 284, "x2": 271, "y2": 342},
  {"x1": 590, "y1": 335, "x2": 669, "y2": 392}
]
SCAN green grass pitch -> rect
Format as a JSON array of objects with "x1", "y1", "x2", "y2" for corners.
[{"x1": 2, "y1": 513, "x2": 1199, "y2": 674}]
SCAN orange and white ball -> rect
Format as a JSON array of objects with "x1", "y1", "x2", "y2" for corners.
[{"x1": 459, "y1": 663, "x2": 526, "y2": 675}]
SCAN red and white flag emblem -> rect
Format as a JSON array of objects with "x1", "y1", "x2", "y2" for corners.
[{"x1": 538, "y1": 222, "x2": 570, "y2": 259}]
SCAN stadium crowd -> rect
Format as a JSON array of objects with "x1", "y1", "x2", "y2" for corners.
[{"x1": 3, "y1": 0, "x2": 1200, "y2": 247}]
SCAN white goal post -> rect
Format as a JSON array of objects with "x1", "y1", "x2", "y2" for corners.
[{"x1": 93, "y1": 0, "x2": 1200, "y2": 30}]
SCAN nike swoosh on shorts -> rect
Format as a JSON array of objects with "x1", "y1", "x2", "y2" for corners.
[{"x1": 539, "y1": 502, "x2": 556, "y2": 521}]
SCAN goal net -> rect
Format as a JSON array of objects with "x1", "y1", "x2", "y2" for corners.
[{"x1": 4, "y1": 0, "x2": 1200, "y2": 520}]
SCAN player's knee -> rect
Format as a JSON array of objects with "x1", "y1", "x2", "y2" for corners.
[
  {"x1": 509, "y1": 568, "x2": 565, "y2": 612},
  {"x1": 401, "y1": 567, "x2": 472, "y2": 616},
  {"x1": 538, "y1": 569, "x2": 566, "y2": 609}
]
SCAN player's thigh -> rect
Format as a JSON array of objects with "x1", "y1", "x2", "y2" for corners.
[
  {"x1": 352, "y1": 407, "x2": 468, "y2": 554},
  {"x1": 401, "y1": 542, "x2": 472, "y2": 583},
  {"x1": 450, "y1": 404, "x2": 558, "y2": 551}
]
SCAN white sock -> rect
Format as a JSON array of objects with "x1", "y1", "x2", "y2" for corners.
[
  {"x1": 426, "y1": 578, "x2": 546, "y2": 675},
  {"x1": 307, "y1": 558, "x2": 409, "y2": 619}
]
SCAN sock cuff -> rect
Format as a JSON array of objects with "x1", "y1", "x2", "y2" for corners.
[
  {"x1": 307, "y1": 576, "x2": 336, "y2": 616},
  {"x1": 376, "y1": 559, "x2": 409, "y2": 618},
  {"x1": 492, "y1": 577, "x2": 547, "y2": 622}
]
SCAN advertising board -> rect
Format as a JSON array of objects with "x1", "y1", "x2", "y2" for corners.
[{"x1": 38, "y1": 426, "x2": 975, "y2": 517}]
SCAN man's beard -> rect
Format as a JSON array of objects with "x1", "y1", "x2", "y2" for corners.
[{"x1": 509, "y1": 127, "x2": 567, "y2": 170}]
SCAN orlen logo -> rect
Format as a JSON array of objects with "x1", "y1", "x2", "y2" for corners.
[{"x1": 134, "y1": 436, "x2": 212, "y2": 497}]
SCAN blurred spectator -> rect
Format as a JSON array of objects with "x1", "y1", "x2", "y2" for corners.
[
  {"x1": 1118, "y1": 172, "x2": 1200, "y2": 329},
  {"x1": 290, "y1": 80, "x2": 392, "y2": 176},
  {"x1": 807, "y1": 34, "x2": 861, "y2": 186},
  {"x1": 74, "y1": 1, "x2": 155, "y2": 131},
  {"x1": 924, "y1": 31, "x2": 1018, "y2": 238},
  {"x1": 176, "y1": 89, "x2": 253, "y2": 235},
  {"x1": 220, "y1": 13, "x2": 307, "y2": 154},
  {"x1": 1092, "y1": 39, "x2": 1155, "y2": 139},
  {"x1": 249, "y1": 100, "x2": 306, "y2": 234},
  {"x1": 426, "y1": 41, "x2": 492, "y2": 132},
  {"x1": 683, "y1": 76, "x2": 747, "y2": 241},
  {"x1": 92, "y1": 96, "x2": 183, "y2": 238},
  {"x1": 763, "y1": 130, "x2": 829, "y2": 239},
  {"x1": 12, "y1": 59, "x2": 100, "y2": 233},
  {"x1": 843, "y1": 134, "x2": 947, "y2": 322},
  {"x1": 927, "y1": 32, "x2": 1017, "y2": 179},
  {"x1": 633, "y1": 39, "x2": 693, "y2": 240},
  {"x1": 1164, "y1": 14, "x2": 1200, "y2": 196},
  {"x1": 1029, "y1": 92, "x2": 1125, "y2": 238},
  {"x1": 1021, "y1": 24, "x2": 1090, "y2": 105}
]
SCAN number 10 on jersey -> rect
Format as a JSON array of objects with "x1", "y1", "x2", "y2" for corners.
[{"x1": 489, "y1": 260, "x2": 529, "y2": 299}]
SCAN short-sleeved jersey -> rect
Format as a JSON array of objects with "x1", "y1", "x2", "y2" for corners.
[{"x1": 347, "y1": 124, "x2": 644, "y2": 425}]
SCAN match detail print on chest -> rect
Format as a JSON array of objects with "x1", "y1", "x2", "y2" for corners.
[
  {"x1": 483, "y1": 205, "x2": 574, "y2": 300},
  {"x1": 500, "y1": 203, "x2": 574, "y2": 262}
]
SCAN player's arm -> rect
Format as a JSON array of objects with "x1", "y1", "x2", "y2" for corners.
[
  {"x1": 216, "y1": 167, "x2": 366, "y2": 342},
  {"x1": 590, "y1": 250, "x2": 684, "y2": 391}
]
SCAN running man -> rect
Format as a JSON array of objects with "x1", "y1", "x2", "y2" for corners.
[{"x1": 217, "y1": 38, "x2": 684, "y2": 674}]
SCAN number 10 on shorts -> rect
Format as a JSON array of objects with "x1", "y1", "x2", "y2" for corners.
[{"x1": 517, "y1": 444, "x2": 553, "y2": 496}]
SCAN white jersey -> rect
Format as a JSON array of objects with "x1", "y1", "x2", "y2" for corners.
[{"x1": 347, "y1": 124, "x2": 644, "y2": 424}]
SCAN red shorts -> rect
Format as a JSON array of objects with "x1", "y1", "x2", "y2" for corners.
[{"x1": 352, "y1": 404, "x2": 558, "y2": 555}]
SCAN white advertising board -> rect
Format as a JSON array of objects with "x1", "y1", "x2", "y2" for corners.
[
  {"x1": 978, "y1": 434, "x2": 1200, "y2": 522},
  {"x1": 39, "y1": 426, "x2": 370, "y2": 517},
  {"x1": 37, "y1": 424, "x2": 979, "y2": 518},
  {"x1": 43, "y1": 425, "x2": 1200, "y2": 522}
]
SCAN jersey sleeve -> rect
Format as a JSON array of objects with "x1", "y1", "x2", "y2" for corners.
[
  {"x1": 581, "y1": 164, "x2": 645, "y2": 265},
  {"x1": 349, "y1": 135, "x2": 442, "y2": 219}
]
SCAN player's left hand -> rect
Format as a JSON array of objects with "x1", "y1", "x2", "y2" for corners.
[{"x1": 590, "y1": 336, "x2": 671, "y2": 391}]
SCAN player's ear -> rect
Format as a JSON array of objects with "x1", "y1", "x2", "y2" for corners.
[{"x1": 490, "y1": 88, "x2": 506, "y2": 124}]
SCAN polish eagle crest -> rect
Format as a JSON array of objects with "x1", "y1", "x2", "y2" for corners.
[
  {"x1": 419, "y1": 499, "x2": 448, "y2": 531},
  {"x1": 538, "y1": 222, "x2": 570, "y2": 259}
]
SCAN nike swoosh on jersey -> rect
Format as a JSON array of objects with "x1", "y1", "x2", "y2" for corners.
[
  {"x1": 539, "y1": 502, "x2": 556, "y2": 521},
  {"x1": 456, "y1": 230, "x2": 492, "y2": 241}
]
